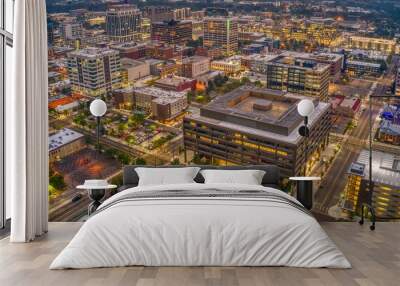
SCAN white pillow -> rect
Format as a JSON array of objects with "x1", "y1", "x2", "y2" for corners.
[
  {"x1": 135, "y1": 167, "x2": 201, "y2": 186},
  {"x1": 200, "y1": 169, "x2": 266, "y2": 185}
]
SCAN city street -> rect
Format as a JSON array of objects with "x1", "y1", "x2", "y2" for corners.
[{"x1": 313, "y1": 85, "x2": 384, "y2": 217}]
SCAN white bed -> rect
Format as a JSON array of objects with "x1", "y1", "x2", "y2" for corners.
[{"x1": 50, "y1": 183, "x2": 351, "y2": 269}]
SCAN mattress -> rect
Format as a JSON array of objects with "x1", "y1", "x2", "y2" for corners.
[{"x1": 50, "y1": 183, "x2": 351, "y2": 269}]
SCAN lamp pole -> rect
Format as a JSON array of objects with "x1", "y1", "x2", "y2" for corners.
[
  {"x1": 297, "y1": 99, "x2": 314, "y2": 176},
  {"x1": 96, "y1": 116, "x2": 101, "y2": 153},
  {"x1": 304, "y1": 116, "x2": 308, "y2": 176},
  {"x1": 90, "y1": 99, "x2": 107, "y2": 154}
]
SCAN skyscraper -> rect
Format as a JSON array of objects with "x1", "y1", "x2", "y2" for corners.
[
  {"x1": 106, "y1": 4, "x2": 142, "y2": 42},
  {"x1": 203, "y1": 17, "x2": 238, "y2": 56},
  {"x1": 67, "y1": 48, "x2": 122, "y2": 97}
]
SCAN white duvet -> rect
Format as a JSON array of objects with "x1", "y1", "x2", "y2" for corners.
[{"x1": 50, "y1": 183, "x2": 351, "y2": 269}]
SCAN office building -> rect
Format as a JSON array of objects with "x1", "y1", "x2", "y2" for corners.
[
  {"x1": 343, "y1": 150, "x2": 400, "y2": 219},
  {"x1": 106, "y1": 4, "x2": 142, "y2": 42},
  {"x1": 396, "y1": 68, "x2": 400, "y2": 96},
  {"x1": 151, "y1": 20, "x2": 192, "y2": 46},
  {"x1": 179, "y1": 56, "x2": 210, "y2": 78},
  {"x1": 246, "y1": 51, "x2": 343, "y2": 82},
  {"x1": 280, "y1": 51, "x2": 343, "y2": 82},
  {"x1": 345, "y1": 60, "x2": 382, "y2": 77},
  {"x1": 67, "y1": 48, "x2": 122, "y2": 97},
  {"x1": 264, "y1": 54, "x2": 331, "y2": 101},
  {"x1": 60, "y1": 22, "x2": 83, "y2": 41},
  {"x1": 143, "y1": 6, "x2": 173, "y2": 22},
  {"x1": 195, "y1": 46, "x2": 224, "y2": 59},
  {"x1": 349, "y1": 36, "x2": 397, "y2": 54},
  {"x1": 183, "y1": 86, "x2": 331, "y2": 177},
  {"x1": 203, "y1": 17, "x2": 238, "y2": 56}
]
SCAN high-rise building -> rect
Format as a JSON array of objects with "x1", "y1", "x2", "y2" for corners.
[
  {"x1": 60, "y1": 22, "x2": 83, "y2": 41},
  {"x1": 67, "y1": 48, "x2": 122, "y2": 97},
  {"x1": 143, "y1": 6, "x2": 192, "y2": 22},
  {"x1": 261, "y1": 54, "x2": 331, "y2": 101},
  {"x1": 396, "y1": 68, "x2": 400, "y2": 96},
  {"x1": 183, "y1": 86, "x2": 331, "y2": 177},
  {"x1": 143, "y1": 6, "x2": 173, "y2": 22},
  {"x1": 203, "y1": 17, "x2": 238, "y2": 56},
  {"x1": 106, "y1": 4, "x2": 142, "y2": 42},
  {"x1": 151, "y1": 20, "x2": 193, "y2": 46}
]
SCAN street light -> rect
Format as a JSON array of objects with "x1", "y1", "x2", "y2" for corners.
[
  {"x1": 90, "y1": 99, "x2": 107, "y2": 153},
  {"x1": 297, "y1": 99, "x2": 315, "y2": 175}
]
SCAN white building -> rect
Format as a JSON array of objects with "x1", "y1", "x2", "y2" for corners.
[
  {"x1": 133, "y1": 87, "x2": 188, "y2": 120},
  {"x1": 67, "y1": 48, "x2": 122, "y2": 97}
]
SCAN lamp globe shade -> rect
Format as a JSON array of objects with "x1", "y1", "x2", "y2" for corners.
[
  {"x1": 297, "y1": 99, "x2": 315, "y2": 117},
  {"x1": 90, "y1": 99, "x2": 107, "y2": 117}
]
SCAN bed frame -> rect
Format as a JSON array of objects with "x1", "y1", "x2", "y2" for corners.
[{"x1": 119, "y1": 165, "x2": 281, "y2": 192}]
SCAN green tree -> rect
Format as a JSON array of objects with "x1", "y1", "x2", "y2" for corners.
[
  {"x1": 171, "y1": 158, "x2": 180, "y2": 165},
  {"x1": 133, "y1": 111, "x2": 146, "y2": 125},
  {"x1": 135, "y1": 157, "x2": 147, "y2": 165},
  {"x1": 117, "y1": 152, "x2": 132, "y2": 165},
  {"x1": 49, "y1": 173, "x2": 66, "y2": 190},
  {"x1": 126, "y1": 135, "x2": 136, "y2": 145}
]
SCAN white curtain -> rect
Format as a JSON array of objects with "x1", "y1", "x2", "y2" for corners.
[{"x1": 7, "y1": 0, "x2": 49, "y2": 242}]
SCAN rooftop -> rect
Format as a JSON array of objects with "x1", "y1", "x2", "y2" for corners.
[
  {"x1": 212, "y1": 56, "x2": 242, "y2": 65},
  {"x1": 347, "y1": 60, "x2": 381, "y2": 68},
  {"x1": 155, "y1": 76, "x2": 194, "y2": 88},
  {"x1": 181, "y1": 56, "x2": 210, "y2": 64},
  {"x1": 134, "y1": 86, "x2": 187, "y2": 101},
  {"x1": 121, "y1": 58, "x2": 147, "y2": 69},
  {"x1": 111, "y1": 42, "x2": 148, "y2": 51},
  {"x1": 352, "y1": 150, "x2": 400, "y2": 186},
  {"x1": 187, "y1": 86, "x2": 330, "y2": 143},
  {"x1": 152, "y1": 19, "x2": 192, "y2": 26},
  {"x1": 270, "y1": 54, "x2": 331, "y2": 72},
  {"x1": 107, "y1": 4, "x2": 139, "y2": 12},
  {"x1": 68, "y1": 47, "x2": 119, "y2": 59},
  {"x1": 281, "y1": 51, "x2": 344, "y2": 63},
  {"x1": 350, "y1": 36, "x2": 396, "y2": 45},
  {"x1": 49, "y1": 128, "x2": 84, "y2": 152}
]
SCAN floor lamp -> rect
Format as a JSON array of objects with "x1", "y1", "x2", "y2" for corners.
[
  {"x1": 297, "y1": 99, "x2": 315, "y2": 175},
  {"x1": 90, "y1": 99, "x2": 107, "y2": 153}
]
